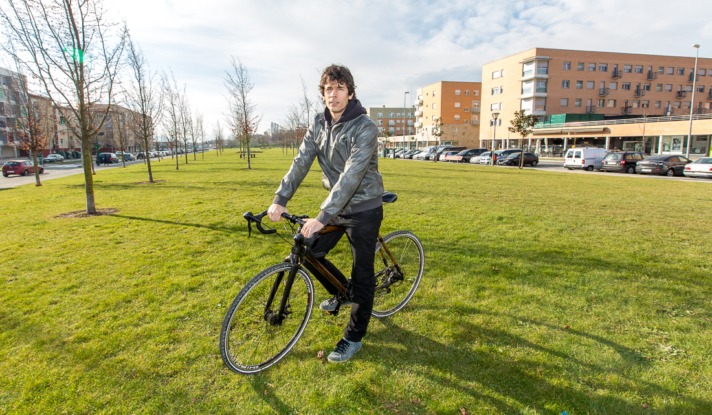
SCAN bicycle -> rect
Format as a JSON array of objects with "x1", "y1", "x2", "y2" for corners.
[{"x1": 219, "y1": 192, "x2": 424, "y2": 374}]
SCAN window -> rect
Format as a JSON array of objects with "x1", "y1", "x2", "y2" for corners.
[
  {"x1": 560, "y1": 98, "x2": 569, "y2": 106},
  {"x1": 432, "y1": 103, "x2": 437, "y2": 109},
  {"x1": 667, "y1": 67, "x2": 674, "y2": 75},
  {"x1": 665, "y1": 84, "x2": 673, "y2": 92},
  {"x1": 577, "y1": 62, "x2": 584, "y2": 71},
  {"x1": 586, "y1": 81, "x2": 595, "y2": 89},
  {"x1": 454, "y1": 114, "x2": 460, "y2": 121},
  {"x1": 433, "y1": 91, "x2": 437, "y2": 97},
  {"x1": 563, "y1": 61, "x2": 572, "y2": 70},
  {"x1": 658, "y1": 66, "x2": 665, "y2": 74},
  {"x1": 634, "y1": 65, "x2": 643, "y2": 73},
  {"x1": 621, "y1": 82, "x2": 631, "y2": 90},
  {"x1": 609, "y1": 82, "x2": 618, "y2": 90},
  {"x1": 642, "y1": 100, "x2": 649, "y2": 108},
  {"x1": 607, "y1": 99, "x2": 617, "y2": 107},
  {"x1": 463, "y1": 107, "x2": 470, "y2": 112},
  {"x1": 699, "y1": 69, "x2": 707, "y2": 76},
  {"x1": 576, "y1": 80, "x2": 583, "y2": 89},
  {"x1": 562, "y1": 80, "x2": 570, "y2": 88},
  {"x1": 491, "y1": 86, "x2": 503, "y2": 95},
  {"x1": 377, "y1": 112, "x2": 383, "y2": 118},
  {"x1": 464, "y1": 90, "x2": 470, "y2": 96},
  {"x1": 677, "y1": 67, "x2": 685, "y2": 75},
  {"x1": 599, "y1": 63, "x2": 608, "y2": 72},
  {"x1": 588, "y1": 63, "x2": 596, "y2": 71},
  {"x1": 536, "y1": 80, "x2": 547, "y2": 93},
  {"x1": 655, "y1": 101, "x2": 662, "y2": 108},
  {"x1": 491, "y1": 102, "x2": 502, "y2": 111},
  {"x1": 598, "y1": 99, "x2": 606, "y2": 107},
  {"x1": 473, "y1": 90, "x2": 479, "y2": 96},
  {"x1": 624, "y1": 65, "x2": 632, "y2": 73},
  {"x1": 454, "y1": 102, "x2": 461, "y2": 108},
  {"x1": 632, "y1": 100, "x2": 640, "y2": 108},
  {"x1": 643, "y1": 83, "x2": 651, "y2": 91},
  {"x1": 656, "y1": 84, "x2": 663, "y2": 92},
  {"x1": 574, "y1": 98, "x2": 582, "y2": 107},
  {"x1": 455, "y1": 89, "x2": 461, "y2": 96},
  {"x1": 492, "y1": 69, "x2": 503, "y2": 79}
]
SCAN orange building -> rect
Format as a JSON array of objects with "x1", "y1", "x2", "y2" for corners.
[
  {"x1": 415, "y1": 81, "x2": 482, "y2": 149},
  {"x1": 481, "y1": 48, "x2": 712, "y2": 156},
  {"x1": 367, "y1": 105, "x2": 416, "y2": 150}
]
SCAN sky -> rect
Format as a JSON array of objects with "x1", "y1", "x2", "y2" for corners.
[{"x1": 101, "y1": 0, "x2": 712, "y2": 137}]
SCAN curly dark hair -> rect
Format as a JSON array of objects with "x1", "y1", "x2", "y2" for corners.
[{"x1": 318, "y1": 64, "x2": 357, "y2": 99}]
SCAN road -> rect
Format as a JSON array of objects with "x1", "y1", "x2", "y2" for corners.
[{"x1": 0, "y1": 161, "x2": 142, "y2": 190}]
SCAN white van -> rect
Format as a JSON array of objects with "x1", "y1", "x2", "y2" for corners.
[{"x1": 563, "y1": 147, "x2": 608, "y2": 171}]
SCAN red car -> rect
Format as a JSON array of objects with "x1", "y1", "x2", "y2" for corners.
[{"x1": 2, "y1": 160, "x2": 44, "y2": 177}]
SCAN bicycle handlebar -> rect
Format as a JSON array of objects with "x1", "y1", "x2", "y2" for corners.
[{"x1": 243, "y1": 210, "x2": 309, "y2": 237}]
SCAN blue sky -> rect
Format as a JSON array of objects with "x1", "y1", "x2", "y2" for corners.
[{"x1": 105, "y1": 0, "x2": 712, "y2": 136}]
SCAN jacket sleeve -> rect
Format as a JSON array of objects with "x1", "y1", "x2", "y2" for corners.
[
  {"x1": 273, "y1": 122, "x2": 319, "y2": 207},
  {"x1": 316, "y1": 119, "x2": 379, "y2": 224}
]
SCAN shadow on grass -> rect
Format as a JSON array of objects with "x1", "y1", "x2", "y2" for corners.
[
  {"x1": 370, "y1": 313, "x2": 711, "y2": 413},
  {"x1": 109, "y1": 213, "x2": 241, "y2": 234}
]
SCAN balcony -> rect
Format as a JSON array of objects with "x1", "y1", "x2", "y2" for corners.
[
  {"x1": 647, "y1": 70, "x2": 657, "y2": 81},
  {"x1": 688, "y1": 73, "x2": 698, "y2": 83},
  {"x1": 708, "y1": 90, "x2": 712, "y2": 100},
  {"x1": 634, "y1": 87, "x2": 644, "y2": 97},
  {"x1": 585, "y1": 105, "x2": 595, "y2": 114},
  {"x1": 676, "y1": 91, "x2": 687, "y2": 98},
  {"x1": 598, "y1": 87, "x2": 609, "y2": 96},
  {"x1": 611, "y1": 69, "x2": 622, "y2": 79}
]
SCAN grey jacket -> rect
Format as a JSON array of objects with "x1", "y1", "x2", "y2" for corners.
[{"x1": 273, "y1": 99, "x2": 384, "y2": 225}]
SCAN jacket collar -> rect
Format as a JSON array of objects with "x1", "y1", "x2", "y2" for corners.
[{"x1": 324, "y1": 99, "x2": 366, "y2": 127}]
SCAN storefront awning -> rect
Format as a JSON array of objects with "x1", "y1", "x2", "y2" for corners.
[{"x1": 532, "y1": 126, "x2": 609, "y2": 135}]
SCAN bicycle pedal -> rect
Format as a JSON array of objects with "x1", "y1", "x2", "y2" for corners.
[{"x1": 325, "y1": 309, "x2": 339, "y2": 316}]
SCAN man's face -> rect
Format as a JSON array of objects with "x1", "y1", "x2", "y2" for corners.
[{"x1": 323, "y1": 79, "x2": 353, "y2": 118}]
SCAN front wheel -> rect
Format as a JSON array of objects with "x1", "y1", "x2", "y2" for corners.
[
  {"x1": 372, "y1": 231, "x2": 425, "y2": 318},
  {"x1": 220, "y1": 263, "x2": 314, "y2": 374}
]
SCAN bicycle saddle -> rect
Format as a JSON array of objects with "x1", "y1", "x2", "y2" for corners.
[{"x1": 382, "y1": 192, "x2": 398, "y2": 203}]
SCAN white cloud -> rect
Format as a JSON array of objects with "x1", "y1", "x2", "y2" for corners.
[{"x1": 104, "y1": 0, "x2": 712, "y2": 135}]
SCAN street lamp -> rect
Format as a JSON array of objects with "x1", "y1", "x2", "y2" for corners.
[
  {"x1": 403, "y1": 91, "x2": 409, "y2": 150},
  {"x1": 490, "y1": 111, "x2": 500, "y2": 165},
  {"x1": 686, "y1": 43, "x2": 700, "y2": 158}
]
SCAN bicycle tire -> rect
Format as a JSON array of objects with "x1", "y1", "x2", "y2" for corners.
[
  {"x1": 220, "y1": 263, "x2": 314, "y2": 374},
  {"x1": 372, "y1": 230, "x2": 424, "y2": 318}
]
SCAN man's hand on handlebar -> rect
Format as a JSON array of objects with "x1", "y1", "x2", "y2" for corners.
[
  {"x1": 300, "y1": 218, "x2": 324, "y2": 238},
  {"x1": 268, "y1": 203, "x2": 287, "y2": 222}
]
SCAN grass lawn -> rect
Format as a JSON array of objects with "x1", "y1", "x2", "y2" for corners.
[{"x1": 1, "y1": 149, "x2": 711, "y2": 414}]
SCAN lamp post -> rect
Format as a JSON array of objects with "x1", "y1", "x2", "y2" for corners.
[
  {"x1": 686, "y1": 43, "x2": 700, "y2": 158},
  {"x1": 403, "y1": 91, "x2": 409, "y2": 150},
  {"x1": 490, "y1": 111, "x2": 500, "y2": 165}
]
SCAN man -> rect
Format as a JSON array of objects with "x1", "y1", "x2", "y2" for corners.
[{"x1": 268, "y1": 64, "x2": 384, "y2": 363}]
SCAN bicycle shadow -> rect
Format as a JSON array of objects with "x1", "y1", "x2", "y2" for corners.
[{"x1": 367, "y1": 307, "x2": 711, "y2": 413}]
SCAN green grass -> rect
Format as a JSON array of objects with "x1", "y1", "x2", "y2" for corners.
[{"x1": 1, "y1": 149, "x2": 711, "y2": 414}]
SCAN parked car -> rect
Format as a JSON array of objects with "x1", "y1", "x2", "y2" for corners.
[
  {"x1": 563, "y1": 147, "x2": 608, "y2": 171},
  {"x1": 2, "y1": 160, "x2": 44, "y2": 177},
  {"x1": 402, "y1": 149, "x2": 421, "y2": 159},
  {"x1": 414, "y1": 146, "x2": 437, "y2": 160},
  {"x1": 479, "y1": 151, "x2": 494, "y2": 165},
  {"x1": 118, "y1": 152, "x2": 135, "y2": 161},
  {"x1": 497, "y1": 152, "x2": 539, "y2": 166},
  {"x1": 683, "y1": 157, "x2": 712, "y2": 179},
  {"x1": 487, "y1": 148, "x2": 522, "y2": 164},
  {"x1": 600, "y1": 151, "x2": 645, "y2": 174},
  {"x1": 448, "y1": 148, "x2": 487, "y2": 163},
  {"x1": 436, "y1": 150, "x2": 457, "y2": 161},
  {"x1": 96, "y1": 152, "x2": 119, "y2": 165},
  {"x1": 636, "y1": 155, "x2": 692, "y2": 176},
  {"x1": 44, "y1": 153, "x2": 65, "y2": 163},
  {"x1": 433, "y1": 146, "x2": 466, "y2": 161},
  {"x1": 471, "y1": 151, "x2": 490, "y2": 164}
]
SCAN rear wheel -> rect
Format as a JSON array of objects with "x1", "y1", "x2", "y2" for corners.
[
  {"x1": 372, "y1": 231, "x2": 425, "y2": 318},
  {"x1": 22, "y1": 169, "x2": 29, "y2": 176},
  {"x1": 666, "y1": 168, "x2": 675, "y2": 177},
  {"x1": 586, "y1": 165, "x2": 594, "y2": 171},
  {"x1": 220, "y1": 263, "x2": 314, "y2": 374},
  {"x1": 626, "y1": 166, "x2": 635, "y2": 174}
]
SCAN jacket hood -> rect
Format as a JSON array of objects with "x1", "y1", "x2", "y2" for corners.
[{"x1": 324, "y1": 98, "x2": 366, "y2": 126}]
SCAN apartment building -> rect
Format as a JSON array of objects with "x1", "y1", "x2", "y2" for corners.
[
  {"x1": 414, "y1": 81, "x2": 482, "y2": 149},
  {"x1": 481, "y1": 48, "x2": 712, "y2": 156},
  {"x1": 367, "y1": 105, "x2": 416, "y2": 149},
  {"x1": 0, "y1": 67, "x2": 26, "y2": 159}
]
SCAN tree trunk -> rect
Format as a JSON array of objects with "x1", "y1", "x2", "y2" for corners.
[{"x1": 82, "y1": 139, "x2": 97, "y2": 214}]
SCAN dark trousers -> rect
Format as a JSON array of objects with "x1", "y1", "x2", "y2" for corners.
[{"x1": 303, "y1": 206, "x2": 383, "y2": 342}]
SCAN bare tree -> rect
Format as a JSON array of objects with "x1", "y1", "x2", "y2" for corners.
[
  {"x1": 124, "y1": 34, "x2": 162, "y2": 182},
  {"x1": 161, "y1": 72, "x2": 182, "y2": 170},
  {"x1": 214, "y1": 120, "x2": 225, "y2": 156},
  {"x1": 1, "y1": 0, "x2": 127, "y2": 214},
  {"x1": 194, "y1": 112, "x2": 204, "y2": 160},
  {"x1": 17, "y1": 94, "x2": 52, "y2": 186},
  {"x1": 225, "y1": 56, "x2": 260, "y2": 169},
  {"x1": 179, "y1": 96, "x2": 191, "y2": 164}
]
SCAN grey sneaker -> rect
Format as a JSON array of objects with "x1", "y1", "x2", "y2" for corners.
[
  {"x1": 319, "y1": 296, "x2": 353, "y2": 312},
  {"x1": 327, "y1": 338, "x2": 362, "y2": 363}
]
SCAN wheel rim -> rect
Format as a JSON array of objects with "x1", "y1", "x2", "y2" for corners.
[
  {"x1": 372, "y1": 231, "x2": 424, "y2": 318},
  {"x1": 220, "y1": 264, "x2": 313, "y2": 374}
]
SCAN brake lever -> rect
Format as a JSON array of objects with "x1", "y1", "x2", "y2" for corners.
[{"x1": 243, "y1": 211, "x2": 276, "y2": 236}]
